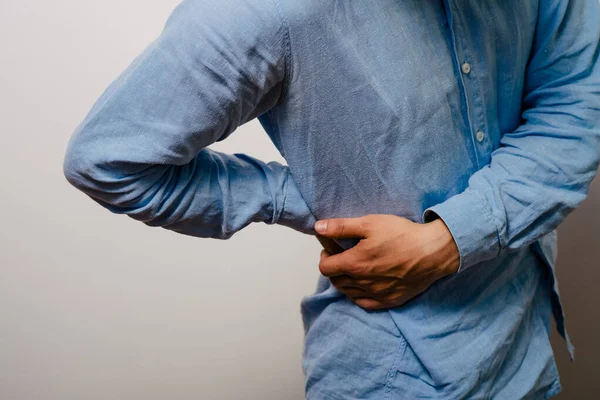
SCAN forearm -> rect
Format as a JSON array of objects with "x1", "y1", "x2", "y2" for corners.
[
  {"x1": 65, "y1": 140, "x2": 300, "y2": 238},
  {"x1": 424, "y1": 0, "x2": 600, "y2": 271}
]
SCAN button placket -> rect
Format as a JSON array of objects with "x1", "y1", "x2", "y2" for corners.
[
  {"x1": 441, "y1": 0, "x2": 481, "y2": 169},
  {"x1": 444, "y1": 2, "x2": 493, "y2": 167}
]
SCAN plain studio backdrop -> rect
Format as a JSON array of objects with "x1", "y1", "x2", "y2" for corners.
[{"x1": 0, "y1": 1, "x2": 598, "y2": 399}]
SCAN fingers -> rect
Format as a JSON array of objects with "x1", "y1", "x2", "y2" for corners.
[
  {"x1": 353, "y1": 294, "x2": 412, "y2": 311},
  {"x1": 329, "y1": 274, "x2": 358, "y2": 288},
  {"x1": 314, "y1": 216, "x2": 372, "y2": 239},
  {"x1": 334, "y1": 284, "x2": 370, "y2": 299},
  {"x1": 329, "y1": 274, "x2": 399, "y2": 304},
  {"x1": 329, "y1": 275, "x2": 377, "y2": 290},
  {"x1": 315, "y1": 234, "x2": 345, "y2": 255},
  {"x1": 318, "y1": 247, "x2": 365, "y2": 278},
  {"x1": 329, "y1": 275, "x2": 417, "y2": 311},
  {"x1": 333, "y1": 285, "x2": 391, "y2": 311},
  {"x1": 353, "y1": 297, "x2": 389, "y2": 311}
]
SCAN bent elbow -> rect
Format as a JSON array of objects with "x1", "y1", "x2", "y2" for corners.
[
  {"x1": 63, "y1": 129, "x2": 171, "y2": 213},
  {"x1": 63, "y1": 136, "x2": 102, "y2": 194},
  {"x1": 62, "y1": 129, "x2": 135, "y2": 204}
]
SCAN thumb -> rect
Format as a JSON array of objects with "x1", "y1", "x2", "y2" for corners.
[{"x1": 314, "y1": 217, "x2": 370, "y2": 239}]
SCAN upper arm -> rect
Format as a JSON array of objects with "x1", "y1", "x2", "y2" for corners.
[{"x1": 64, "y1": 0, "x2": 290, "y2": 179}]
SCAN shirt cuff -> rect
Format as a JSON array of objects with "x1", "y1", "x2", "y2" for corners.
[
  {"x1": 422, "y1": 190, "x2": 502, "y2": 272},
  {"x1": 276, "y1": 168, "x2": 318, "y2": 235}
]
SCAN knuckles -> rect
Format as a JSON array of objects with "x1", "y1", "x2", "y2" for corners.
[
  {"x1": 354, "y1": 298, "x2": 376, "y2": 310},
  {"x1": 359, "y1": 215, "x2": 377, "y2": 232},
  {"x1": 318, "y1": 261, "x2": 331, "y2": 276},
  {"x1": 355, "y1": 298, "x2": 387, "y2": 311}
]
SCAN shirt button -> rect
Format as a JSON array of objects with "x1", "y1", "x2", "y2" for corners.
[
  {"x1": 461, "y1": 62, "x2": 471, "y2": 74},
  {"x1": 476, "y1": 130, "x2": 485, "y2": 142}
]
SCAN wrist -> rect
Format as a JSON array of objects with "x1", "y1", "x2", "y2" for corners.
[{"x1": 421, "y1": 218, "x2": 460, "y2": 276}]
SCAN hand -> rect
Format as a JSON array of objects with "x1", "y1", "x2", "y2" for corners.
[{"x1": 314, "y1": 214, "x2": 460, "y2": 310}]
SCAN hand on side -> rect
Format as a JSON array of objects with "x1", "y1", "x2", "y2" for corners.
[{"x1": 314, "y1": 214, "x2": 460, "y2": 310}]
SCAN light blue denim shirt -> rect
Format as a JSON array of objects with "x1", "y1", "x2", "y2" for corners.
[{"x1": 63, "y1": 0, "x2": 600, "y2": 398}]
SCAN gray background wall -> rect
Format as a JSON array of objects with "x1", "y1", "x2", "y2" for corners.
[{"x1": 0, "y1": 1, "x2": 598, "y2": 399}]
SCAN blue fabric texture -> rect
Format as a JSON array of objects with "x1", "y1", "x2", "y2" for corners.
[{"x1": 63, "y1": 0, "x2": 600, "y2": 398}]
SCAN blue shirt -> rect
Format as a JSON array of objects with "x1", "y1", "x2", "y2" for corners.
[{"x1": 63, "y1": 0, "x2": 600, "y2": 398}]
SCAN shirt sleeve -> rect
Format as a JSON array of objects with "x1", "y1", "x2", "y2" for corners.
[
  {"x1": 62, "y1": 0, "x2": 317, "y2": 239},
  {"x1": 422, "y1": 0, "x2": 600, "y2": 272}
]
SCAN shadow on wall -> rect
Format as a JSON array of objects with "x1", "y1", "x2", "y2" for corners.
[{"x1": 551, "y1": 173, "x2": 600, "y2": 399}]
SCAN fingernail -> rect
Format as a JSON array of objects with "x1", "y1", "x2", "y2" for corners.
[{"x1": 315, "y1": 220, "x2": 327, "y2": 233}]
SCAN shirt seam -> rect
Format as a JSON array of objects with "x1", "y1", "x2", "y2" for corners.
[
  {"x1": 276, "y1": 167, "x2": 291, "y2": 224},
  {"x1": 271, "y1": 0, "x2": 293, "y2": 107}
]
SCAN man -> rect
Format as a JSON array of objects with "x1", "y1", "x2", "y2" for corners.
[{"x1": 63, "y1": 0, "x2": 600, "y2": 398}]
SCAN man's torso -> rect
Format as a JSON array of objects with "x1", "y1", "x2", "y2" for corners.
[{"x1": 257, "y1": 1, "x2": 565, "y2": 398}]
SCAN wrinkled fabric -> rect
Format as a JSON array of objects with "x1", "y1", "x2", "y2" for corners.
[{"x1": 63, "y1": 0, "x2": 600, "y2": 398}]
